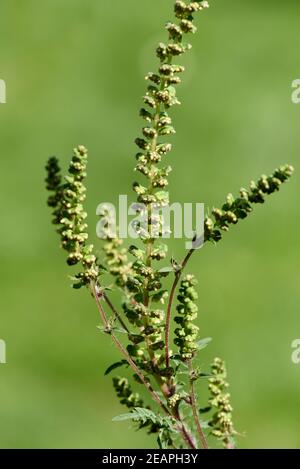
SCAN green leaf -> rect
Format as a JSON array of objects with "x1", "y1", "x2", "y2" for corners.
[
  {"x1": 167, "y1": 86, "x2": 176, "y2": 97},
  {"x1": 157, "y1": 430, "x2": 170, "y2": 449},
  {"x1": 113, "y1": 408, "x2": 159, "y2": 424},
  {"x1": 112, "y1": 412, "x2": 136, "y2": 422},
  {"x1": 111, "y1": 327, "x2": 128, "y2": 334},
  {"x1": 113, "y1": 407, "x2": 174, "y2": 430},
  {"x1": 197, "y1": 337, "x2": 212, "y2": 350},
  {"x1": 104, "y1": 360, "x2": 128, "y2": 375},
  {"x1": 159, "y1": 266, "x2": 175, "y2": 274}
]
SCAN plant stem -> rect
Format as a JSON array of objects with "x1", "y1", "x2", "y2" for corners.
[
  {"x1": 90, "y1": 282, "x2": 170, "y2": 415},
  {"x1": 142, "y1": 80, "x2": 165, "y2": 372},
  {"x1": 173, "y1": 409, "x2": 197, "y2": 450},
  {"x1": 103, "y1": 291, "x2": 130, "y2": 333},
  {"x1": 180, "y1": 423, "x2": 197, "y2": 450},
  {"x1": 92, "y1": 283, "x2": 198, "y2": 449},
  {"x1": 188, "y1": 361, "x2": 209, "y2": 449}
]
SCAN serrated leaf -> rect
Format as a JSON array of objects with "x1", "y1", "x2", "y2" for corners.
[
  {"x1": 104, "y1": 360, "x2": 128, "y2": 376},
  {"x1": 112, "y1": 412, "x2": 137, "y2": 422},
  {"x1": 113, "y1": 407, "x2": 175, "y2": 431},
  {"x1": 113, "y1": 408, "x2": 159, "y2": 424}
]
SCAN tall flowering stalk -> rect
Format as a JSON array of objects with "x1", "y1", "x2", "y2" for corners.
[{"x1": 45, "y1": 0, "x2": 294, "y2": 449}]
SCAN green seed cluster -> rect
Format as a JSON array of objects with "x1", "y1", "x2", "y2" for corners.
[
  {"x1": 168, "y1": 393, "x2": 181, "y2": 408},
  {"x1": 204, "y1": 165, "x2": 294, "y2": 243},
  {"x1": 208, "y1": 358, "x2": 235, "y2": 448},
  {"x1": 45, "y1": 146, "x2": 99, "y2": 288},
  {"x1": 123, "y1": 298, "x2": 166, "y2": 369},
  {"x1": 103, "y1": 237, "x2": 133, "y2": 287},
  {"x1": 113, "y1": 376, "x2": 144, "y2": 408},
  {"x1": 174, "y1": 275, "x2": 199, "y2": 360},
  {"x1": 97, "y1": 206, "x2": 133, "y2": 287},
  {"x1": 121, "y1": 281, "x2": 170, "y2": 377},
  {"x1": 125, "y1": 0, "x2": 209, "y2": 380},
  {"x1": 134, "y1": 1, "x2": 209, "y2": 212},
  {"x1": 121, "y1": 244, "x2": 169, "y2": 371}
]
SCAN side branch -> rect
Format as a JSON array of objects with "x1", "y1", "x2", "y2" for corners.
[
  {"x1": 90, "y1": 282, "x2": 170, "y2": 415},
  {"x1": 164, "y1": 164, "x2": 294, "y2": 368}
]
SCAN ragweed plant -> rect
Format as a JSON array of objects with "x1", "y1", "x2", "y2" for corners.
[{"x1": 45, "y1": 1, "x2": 294, "y2": 449}]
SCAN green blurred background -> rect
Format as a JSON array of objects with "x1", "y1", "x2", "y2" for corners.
[{"x1": 0, "y1": 0, "x2": 299, "y2": 449}]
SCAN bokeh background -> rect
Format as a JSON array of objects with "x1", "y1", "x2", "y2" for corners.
[{"x1": 0, "y1": 0, "x2": 299, "y2": 448}]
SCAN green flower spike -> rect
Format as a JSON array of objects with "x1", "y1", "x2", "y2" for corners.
[{"x1": 208, "y1": 358, "x2": 236, "y2": 449}]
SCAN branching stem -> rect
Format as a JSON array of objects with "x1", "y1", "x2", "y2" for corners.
[
  {"x1": 188, "y1": 361, "x2": 209, "y2": 449},
  {"x1": 103, "y1": 291, "x2": 130, "y2": 333},
  {"x1": 92, "y1": 282, "x2": 198, "y2": 449},
  {"x1": 91, "y1": 282, "x2": 170, "y2": 414}
]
